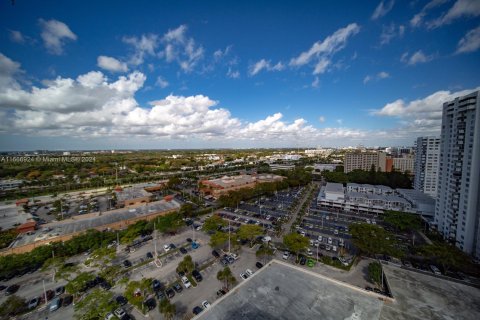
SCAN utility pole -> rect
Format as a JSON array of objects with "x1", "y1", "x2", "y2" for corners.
[
  {"x1": 228, "y1": 220, "x2": 231, "y2": 254},
  {"x1": 43, "y1": 280, "x2": 48, "y2": 306}
]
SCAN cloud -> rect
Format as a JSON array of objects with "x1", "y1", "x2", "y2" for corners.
[
  {"x1": 38, "y1": 19, "x2": 77, "y2": 55},
  {"x1": 160, "y1": 25, "x2": 204, "y2": 72},
  {"x1": 122, "y1": 34, "x2": 159, "y2": 66},
  {"x1": 456, "y1": 25, "x2": 480, "y2": 53},
  {"x1": 371, "y1": 87, "x2": 480, "y2": 133},
  {"x1": 363, "y1": 71, "x2": 390, "y2": 84},
  {"x1": 97, "y1": 56, "x2": 129, "y2": 73},
  {"x1": 213, "y1": 45, "x2": 232, "y2": 61},
  {"x1": 318, "y1": 116, "x2": 325, "y2": 123},
  {"x1": 427, "y1": 0, "x2": 480, "y2": 29},
  {"x1": 401, "y1": 50, "x2": 433, "y2": 65},
  {"x1": 410, "y1": 0, "x2": 449, "y2": 27},
  {"x1": 312, "y1": 77, "x2": 320, "y2": 88},
  {"x1": 249, "y1": 59, "x2": 285, "y2": 76},
  {"x1": 380, "y1": 23, "x2": 404, "y2": 45},
  {"x1": 289, "y1": 23, "x2": 360, "y2": 75},
  {"x1": 371, "y1": 0, "x2": 395, "y2": 20},
  {"x1": 227, "y1": 67, "x2": 240, "y2": 79},
  {"x1": 9, "y1": 30, "x2": 25, "y2": 44},
  {"x1": 155, "y1": 76, "x2": 169, "y2": 88}
]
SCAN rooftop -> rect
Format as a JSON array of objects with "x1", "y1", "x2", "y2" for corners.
[
  {"x1": 325, "y1": 182, "x2": 344, "y2": 194},
  {"x1": 115, "y1": 187, "x2": 152, "y2": 202},
  {"x1": 196, "y1": 260, "x2": 384, "y2": 320}
]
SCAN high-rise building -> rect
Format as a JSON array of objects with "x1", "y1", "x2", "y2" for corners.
[
  {"x1": 344, "y1": 151, "x2": 386, "y2": 173},
  {"x1": 414, "y1": 136, "x2": 440, "y2": 197},
  {"x1": 435, "y1": 90, "x2": 480, "y2": 258},
  {"x1": 392, "y1": 156, "x2": 415, "y2": 174}
]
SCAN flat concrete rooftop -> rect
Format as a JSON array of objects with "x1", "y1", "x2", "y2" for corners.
[
  {"x1": 380, "y1": 265, "x2": 480, "y2": 320},
  {"x1": 197, "y1": 260, "x2": 384, "y2": 320}
]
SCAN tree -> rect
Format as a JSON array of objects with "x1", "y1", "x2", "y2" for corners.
[
  {"x1": 176, "y1": 255, "x2": 195, "y2": 275},
  {"x1": 203, "y1": 215, "x2": 227, "y2": 232},
  {"x1": 124, "y1": 279, "x2": 153, "y2": 314},
  {"x1": 237, "y1": 224, "x2": 263, "y2": 247},
  {"x1": 167, "y1": 176, "x2": 181, "y2": 189},
  {"x1": 66, "y1": 272, "x2": 96, "y2": 298},
  {"x1": 217, "y1": 266, "x2": 237, "y2": 289},
  {"x1": 179, "y1": 203, "x2": 195, "y2": 218},
  {"x1": 159, "y1": 299, "x2": 176, "y2": 320},
  {"x1": 283, "y1": 233, "x2": 309, "y2": 260},
  {"x1": 418, "y1": 243, "x2": 470, "y2": 273},
  {"x1": 256, "y1": 245, "x2": 274, "y2": 264},
  {"x1": 383, "y1": 210, "x2": 421, "y2": 232},
  {"x1": 209, "y1": 231, "x2": 229, "y2": 249},
  {"x1": 0, "y1": 295, "x2": 27, "y2": 319},
  {"x1": 368, "y1": 262, "x2": 382, "y2": 286},
  {"x1": 350, "y1": 223, "x2": 399, "y2": 257},
  {"x1": 73, "y1": 288, "x2": 118, "y2": 320}
]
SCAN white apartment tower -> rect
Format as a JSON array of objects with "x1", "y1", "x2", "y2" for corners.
[
  {"x1": 414, "y1": 136, "x2": 440, "y2": 197},
  {"x1": 435, "y1": 90, "x2": 480, "y2": 258}
]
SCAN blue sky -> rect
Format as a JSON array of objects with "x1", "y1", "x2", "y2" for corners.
[{"x1": 0, "y1": 0, "x2": 479, "y2": 150}]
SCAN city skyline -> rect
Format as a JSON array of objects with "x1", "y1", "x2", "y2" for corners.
[{"x1": 1, "y1": 0, "x2": 479, "y2": 150}]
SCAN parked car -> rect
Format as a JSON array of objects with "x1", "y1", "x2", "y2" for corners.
[
  {"x1": 116, "y1": 295, "x2": 128, "y2": 306},
  {"x1": 5, "y1": 284, "x2": 19, "y2": 295},
  {"x1": 152, "y1": 279, "x2": 162, "y2": 292},
  {"x1": 28, "y1": 297, "x2": 40, "y2": 309},
  {"x1": 179, "y1": 247, "x2": 188, "y2": 254},
  {"x1": 165, "y1": 288, "x2": 175, "y2": 299},
  {"x1": 192, "y1": 270, "x2": 203, "y2": 282},
  {"x1": 212, "y1": 250, "x2": 220, "y2": 258},
  {"x1": 202, "y1": 300, "x2": 211, "y2": 309},
  {"x1": 123, "y1": 260, "x2": 132, "y2": 268},
  {"x1": 173, "y1": 283, "x2": 183, "y2": 293},
  {"x1": 256, "y1": 262, "x2": 264, "y2": 269},
  {"x1": 144, "y1": 298, "x2": 156, "y2": 310},
  {"x1": 114, "y1": 307, "x2": 127, "y2": 319},
  {"x1": 300, "y1": 256, "x2": 307, "y2": 265},
  {"x1": 49, "y1": 297, "x2": 62, "y2": 312},
  {"x1": 181, "y1": 276, "x2": 191, "y2": 288},
  {"x1": 62, "y1": 295, "x2": 73, "y2": 307},
  {"x1": 163, "y1": 244, "x2": 171, "y2": 252},
  {"x1": 240, "y1": 272, "x2": 249, "y2": 280},
  {"x1": 245, "y1": 269, "x2": 254, "y2": 277},
  {"x1": 282, "y1": 251, "x2": 290, "y2": 260},
  {"x1": 55, "y1": 286, "x2": 65, "y2": 296},
  {"x1": 146, "y1": 252, "x2": 153, "y2": 259},
  {"x1": 169, "y1": 243, "x2": 176, "y2": 249},
  {"x1": 193, "y1": 306, "x2": 203, "y2": 315}
]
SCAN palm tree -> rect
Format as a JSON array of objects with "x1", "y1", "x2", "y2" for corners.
[
  {"x1": 159, "y1": 299, "x2": 176, "y2": 320},
  {"x1": 256, "y1": 245, "x2": 274, "y2": 264},
  {"x1": 217, "y1": 266, "x2": 237, "y2": 290}
]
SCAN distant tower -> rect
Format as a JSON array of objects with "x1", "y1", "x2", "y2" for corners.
[{"x1": 414, "y1": 136, "x2": 440, "y2": 197}]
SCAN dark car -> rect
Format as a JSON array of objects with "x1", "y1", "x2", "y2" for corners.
[
  {"x1": 0, "y1": 285, "x2": 6, "y2": 292},
  {"x1": 146, "y1": 252, "x2": 154, "y2": 259},
  {"x1": 152, "y1": 279, "x2": 162, "y2": 292},
  {"x1": 165, "y1": 288, "x2": 175, "y2": 299},
  {"x1": 177, "y1": 271, "x2": 185, "y2": 277},
  {"x1": 216, "y1": 289, "x2": 227, "y2": 297},
  {"x1": 123, "y1": 260, "x2": 132, "y2": 268},
  {"x1": 100, "y1": 282, "x2": 111, "y2": 290},
  {"x1": 220, "y1": 258, "x2": 229, "y2": 266},
  {"x1": 28, "y1": 297, "x2": 40, "y2": 309},
  {"x1": 62, "y1": 295, "x2": 73, "y2": 307},
  {"x1": 156, "y1": 290, "x2": 166, "y2": 301},
  {"x1": 299, "y1": 256, "x2": 307, "y2": 265},
  {"x1": 365, "y1": 286, "x2": 373, "y2": 292},
  {"x1": 116, "y1": 295, "x2": 128, "y2": 306},
  {"x1": 192, "y1": 270, "x2": 203, "y2": 282},
  {"x1": 212, "y1": 250, "x2": 220, "y2": 258},
  {"x1": 55, "y1": 286, "x2": 65, "y2": 296},
  {"x1": 193, "y1": 306, "x2": 203, "y2": 315},
  {"x1": 169, "y1": 243, "x2": 176, "y2": 249},
  {"x1": 144, "y1": 298, "x2": 156, "y2": 310},
  {"x1": 5, "y1": 284, "x2": 20, "y2": 295},
  {"x1": 179, "y1": 247, "x2": 188, "y2": 254},
  {"x1": 173, "y1": 283, "x2": 183, "y2": 293},
  {"x1": 186, "y1": 238, "x2": 193, "y2": 243},
  {"x1": 256, "y1": 262, "x2": 264, "y2": 269}
]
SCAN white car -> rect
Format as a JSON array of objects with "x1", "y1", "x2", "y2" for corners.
[
  {"x1": 309, "y1": 240, "x2": 314, "y2": 246},
  {"x1": 181, "y1": 276, "x2": 191, "y2": 288},
  {"x1": 245, "y1": 269, "x2": 254, "y2": 276},
  {"x1": 332, "y1": 246, "x2": 337, "y2": 252},
  {"x1": 334, "y1": 229, "x2": 339, "y2": 235},
  {"x1": 240, "y1": 272, "x2": 249, "y2": 280},
  {"x1": 300, "y1": 230, "x2": 306, "y2": 237},
  {"x1": 372, "y1": 219, "x2": 377, "y2": 225},
  {"x1": 104, "y1": 313, "x2": 115, "y2": 320},
  {"x1": 366, "y1": 219, "x2": 371, "y2": 224},
  {"x1": 230, "y1": 253, "x2": 239, "y2": 260},
  {"x1": 306, "y1": 248, "x2": 313, "y2": 256},
  {"x1": 328, "y1": 237, "x2": 333, "y2": 244},
  {"x1": 318, "y1": 235, "x2": 323, "y2": 242},
  {"x1": 202, "y1": 300, "x2": 211, "y2": 309},
  {"x1": 114, "y1": 308, "x2": 126, "y2": 319},
  {"x1": 163, "y1": 244, "x2": 171, "y2": 252},
  {"x1": 314, "y1": 240, "x2": 319, "y2": 247},
  {"x1": 339, "y1": 239, "x2": 345, "y2": 246},
  {"x1": 282, "y1": 251, "x2": 290, "y2": 260},
  {"x1": 326, "y1": 245, "x2": 331, "y2": 251}
]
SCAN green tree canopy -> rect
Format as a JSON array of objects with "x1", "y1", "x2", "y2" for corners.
[
  {"x1": 176, "y1": 255, "x2": 195, "y2": 275},
  {"x1": 159, "y1": 299, "x2": 176, "y2": 320},
  {"x1": 283, "y1": 233, "x2": 309, "y2": 259},
  {"x1": 73, "y1": 288, "x2": 118, "y2": 320},
  {"x1": 256, "y1": 245, "x2": 274, "y2": 264},
  {"x1": 383, "y1": 210, "x2": 422, "y2": 232},
  {"x1": 0, "y1": 295, "x2": 27, "y2": 319},
  {"x1": 350, "y1": 223, "x2": 400, "y2": 257},
  {"x1": 217, "y1": 266, "x2": 237, "y2": 290},
  {"x1": 209, "y1": 231, "x2": 229, "y2": 249},
  {"x1": 368, "y1": 262, "x2": 382, "y2": 286},
  {"x1": 418, "y1": 243, "x2": 471, "y2": 272},
  {"x1": 66, "y1": 272, "x2": 96, "y2": 296},
  {"x1": 237, "y1": 224, "x2": 263, "y2": 246},
  {"x1": 203, "y1": 215, "x2": 227, "y2": 232}
]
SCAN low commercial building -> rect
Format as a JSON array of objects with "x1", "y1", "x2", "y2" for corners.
[
  {"x1": 0, "y1": 179, "x2": 23, "y2": 191},
  {"x1": 115, "y1": 186, "x2": 153, "y2": 208},
  {"x1": 269, "y1": 163, "x2": 295, "y2": 171},
  {"x1": 313, "y1": 164, "x2": 339, "y2": 172},
  {"x1": 199, "y1": 174, "x2": 284, "y2": 198},
  {"x1": 318, "y1": 182, "x2": 428, "y2": 215},
  {"x1": 396, "y1": 188, "x2": 435, "y2": 218}
]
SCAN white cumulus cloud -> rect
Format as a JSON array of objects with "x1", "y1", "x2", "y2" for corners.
[
  {"x1": 401, "y1": 50, "x2": 433, "y2": 65},
  {"x1": 371, "y1": 0, "x2": 395, "y2": 20},
  {"x1": 249, "y1": 59, "x2": 285, "y2": 76},
  {"x1": 97, "y1": 56, "x2": 129, "y2": 73},
  {"x1": 456, "y1": 25, "x2": 480, "y2": 53},
  {"x1": 39, "y1": 19, "x2": 77, "y2": 55}
]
